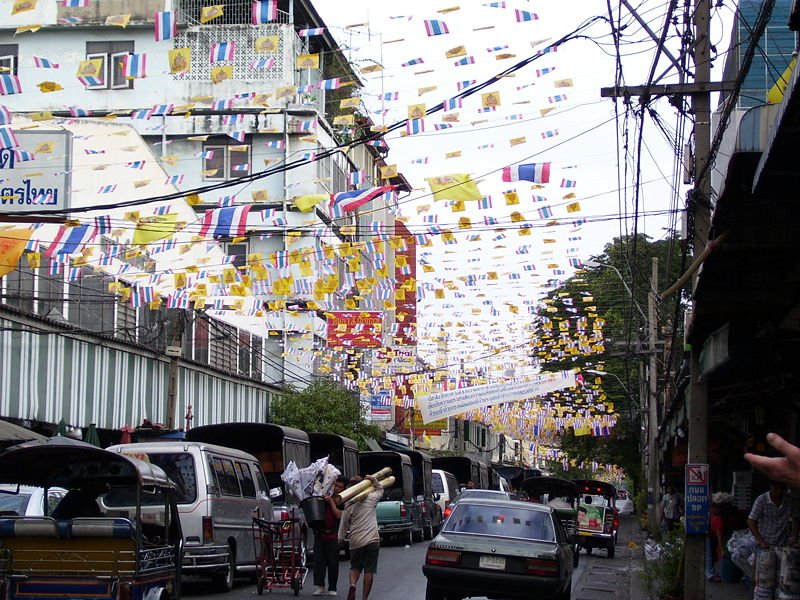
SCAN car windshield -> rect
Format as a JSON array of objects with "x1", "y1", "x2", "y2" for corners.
[
  {"x1": 0, "y1": 492, "x2": 31, "y2": 515},
  {"x1": 113, "y1": 452, "x2": 197, "y2": 504},
  {"x1": 444, "y1": 503, "x2": 555, "y2": 541},
  {"x1": 432, "y1": 477, "x2": 445, "y2": 494},
  {"x1": 456, "y1": 490, "x2": 508, "y2": 500}
]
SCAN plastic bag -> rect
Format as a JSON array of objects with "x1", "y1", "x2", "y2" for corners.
[
  {"x1": 281, "y1": 457, "x2": 342, "y2": 501},
  {"x1": 728, "y1": 529, "x2": 757, "y2": 581}
]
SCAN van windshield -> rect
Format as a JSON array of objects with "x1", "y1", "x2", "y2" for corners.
[
  {"x1": 432, "y1": 476, "x2": 444, "y2": 494},
  {"x1": 107, "y1": 452, "x2": 197, "y2": 505}
]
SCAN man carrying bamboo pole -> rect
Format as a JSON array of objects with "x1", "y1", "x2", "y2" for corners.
[{"x1": 338, "y1": 475, "x2": 383, "y2": 600}]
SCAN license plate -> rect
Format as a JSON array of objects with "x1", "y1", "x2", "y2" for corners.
[{"x1": 479, "y1": 555, "x2": 506, "y2": 570}]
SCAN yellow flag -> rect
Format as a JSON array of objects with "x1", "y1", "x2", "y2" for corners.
[
  {"x1": 255, "y1": 36, "x2": 279, "y2": 52},
  {"x1": 445, "y1": 151, "x2": 461, "y2": 159},
  {"x1": 296, "y1": 53, "x2": 320, "y2": 69},
  {"x1": 380, "y1": 165, "x2": 398, "y2": 179},
  {"x1": 418, "y1": 85, "x2": 437, "y2": 96},
  {"x1": 768, "y1": 56, "x2": 797, "y2": 104},
  {"x1": 200, "y1": 5, "x2": 223, "y2": 23},
  {"x1": 339, "y1": 97, "x2": 360, "y2": 109},
  {"x1": 445, "y1": 45, "x2": 467, "y2": 58},
  {"x1": 105, "y1": 14, "x2": 131, "y2": 27},
  {"x1": 210, "y1": 66, "x2": 232, "y2": 84},
  {"x1": 11, "y1": 0, "x2": 36, "y2": 15},
  {"x1": 504, "y1": 191, "x2": 519, "y2": 205},
  {"x1": 407, "y1": 103, "x2": 426, "y2": 119},
  {"x1": 426, "y1": 173, "x2": 483, "y2": 201},
  {"x1": 37, "y1": 81, "x2": 63, "y2": 93},
  {"x1": 76, "y1": 58, "x2": 103, "y2": 81},
  {"x1": 15, "y1": 25, "x2": 40, "y2": 34},
  {"x1": 168, "y1": 48, "x2": 191, "y2": 74},
  {"x1": 481, "y1": 91, "x2": 501, "y2": 109},
  {"x1": 293, "y1": 194, "x2": 328, "y2": 212},
  {"x1": 361, "y1": 64, "x2": 383, "y2": 73},
  {"x1": 566, "y1": 202, "x2": 581, "y2": 213},
  {"x1": 276, "y1": 85, "x2": 297, "y2": 100},
  {"x1": 333, "y1": 114, "x2": 354, "y2": 126},
  {"x1": 132, "y1": 213, "x2": 179, "y2": 246},
  {"x1": 509, "y1": 136, "x2": 526, "y2": 146},
  {"x1": 0, "y1": 228, "x2": 32, "y2": 279}
]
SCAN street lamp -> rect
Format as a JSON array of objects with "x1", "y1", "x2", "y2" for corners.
[{"x1": 582, "y1": 259, "x2": 647, "y2": 323}]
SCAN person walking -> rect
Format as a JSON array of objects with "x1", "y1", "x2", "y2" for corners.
[
  {"x1": 661, "y1": 486, "x2": 683, "y2": 531},
  {"x1": 748, "y1": 480, "x2": 791, "y2": 551},
  {"x1": 338, "y1": 474, "x2": 383, "y2": 600},
  {"x1": 312, "y1": 476, "x2": 347, "y2": 596}
]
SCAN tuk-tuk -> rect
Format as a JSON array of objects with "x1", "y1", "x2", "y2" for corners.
[
  {"x1": 0, "y1": 436, "x2": 182, "y2": 600},
  {"x1": 359, "y1": 451, "x2": 424, "y2": 544},
  {"x1": 309, "y1": 433, "x2": 359, "y2": 481},
  {"x1": 520, "y1": 476, "x2": 581, "y2": 567},
  {"x1": 431, "y1": 457, "x2": 482, "y2": 489},
  {"x1": 395, "y1": 449, "x2": 443, "y2": 540},
  {"x1": 493, "y1": 465, "x2": 542, "y2": 491},
  {"x1": 573, "y1": 479, "x2": 619, "y2": 558}
]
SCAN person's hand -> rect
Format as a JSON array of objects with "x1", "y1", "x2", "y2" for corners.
[
  {"x1": 757, "y1": 538, "x2": 770, "y2": 550},
  {"x1": 366, "y1": 475, "x2": 379, "y2": 485},
  {"x1": 744, "y1": 433, "x2": 800, "y2": 488}
]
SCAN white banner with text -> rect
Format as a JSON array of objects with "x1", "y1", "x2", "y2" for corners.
[{"x1": 418, "y1": 371, "x2": 577, "y2": 424}]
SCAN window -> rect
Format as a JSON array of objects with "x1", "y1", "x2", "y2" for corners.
[
  {"x1": 193, "y1": 315, "x2": 210, "y2": 364},
  {"x1": 0, "y1": 44, "x2": 18, "y2": 76},
  {"x1": 235, "y1": 462, "x2": 256, "y2": 498},
  {"x1": 85, "y1": 41, "x2": 134, "y2": 90},
  {"x1": 67, "y1": 268, "x2": 115, "y2": 333},
  {"x1": 211, "y1": 457, "x2": 241, "y2": 496},
  {"x1": 203, "y1": 141, "x2": 251, "y2": 181},
  {"x1": 2, "y1": 254, "x2": 34, "y2": 313},
  {"x1": 445, "y1": 504, "x2": 556, "y2": 542}
]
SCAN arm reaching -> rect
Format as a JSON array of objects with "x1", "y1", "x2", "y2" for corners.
[{"x1": 745, "y1": 433, "x2": 800, "y2": 488}]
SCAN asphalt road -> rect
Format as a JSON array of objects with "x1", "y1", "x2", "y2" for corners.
[{"x1": 184, "y1": 515, "x2": 645, "y2": 600}]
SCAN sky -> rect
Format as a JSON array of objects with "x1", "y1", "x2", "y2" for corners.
[{"x1": 313, "y1": 0, "x2": 712, "y2": 374}]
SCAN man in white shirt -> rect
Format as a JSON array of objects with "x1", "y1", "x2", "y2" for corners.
[
  {"x1": 661, "y1": 486, "x2": 682, "y2": 531},
  {"x1": 748, "y1": 481, "x2": 790, "y2": 549},
  {"x1": 339, "y1": 475, "x2": 383, "y2": 600}
]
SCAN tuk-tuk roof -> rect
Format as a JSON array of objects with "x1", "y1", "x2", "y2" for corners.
[
  {"x1": 359, "y1": 450, "x2": 412, "y2": 470},
  {"x1": 187, "y1": 422, "x2": 310, "y2": 447},
  {"x1": 520, "y1": 476, "x2": 579, "y2": 498},
  {"x1": 308, "y1": 432, "x2": 358, "y2": 452},
  {"x1": 0, "y1": 436, "x2": 173, "y2": 489},
  {"x1": 573, "y1": 479, "x2": 616, "y2": 497}
]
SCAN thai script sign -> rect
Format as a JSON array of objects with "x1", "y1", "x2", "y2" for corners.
[
  {"x1": 0, "y1": 130, "x2": 71, "y2": 213},
  {"x1": 326, "y1": 311, "x2": 383, "y2": 348}
]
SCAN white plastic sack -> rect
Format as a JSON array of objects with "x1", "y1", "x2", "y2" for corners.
[
  {"x1": 281, "y1": 457, "x2": 341, "y2": 501},
  {"x1": 728, "y1": 529, "x2": 757, "y2": 580}
]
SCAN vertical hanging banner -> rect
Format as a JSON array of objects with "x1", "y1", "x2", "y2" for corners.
[
  {"x1": 369, "y1": 391, "x2": 392, "y2": 421},
  {"x1": 326, "y1": 311, "x2": 383, "y2": 348},
  {"x1": 418, "y1": 370, "x2": 577, "y2": 424}
]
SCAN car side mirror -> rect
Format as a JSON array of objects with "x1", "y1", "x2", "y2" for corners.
[
  {"x1": 269, "y1": 487, "x2": 283, "y2": 499},
  {"x1": 433, "y1": 493, "x2": 441, "y2": 502}
]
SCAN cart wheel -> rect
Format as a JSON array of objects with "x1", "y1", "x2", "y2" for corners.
[
  {"x1": 292, "y1": 578, "x2": 301, "y2": 596},
  {"x1": 256, "y1": 577, "x2": 264, "y2": 596}
]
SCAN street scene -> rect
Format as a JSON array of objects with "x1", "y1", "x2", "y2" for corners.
[{"x1": 0, "y1": 0, "x2": 799, "y2": 599}]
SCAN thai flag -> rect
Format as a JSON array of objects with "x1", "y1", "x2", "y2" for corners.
[
  {"x1": 98, "y1": 185, "x2": 116, "y2": 193},
  {"x1": 454, "y1": 56, "x2": 475, "y2": 66},
  {"x1": 487, "y1": 45, "x2": 508, "y2": 52},
  {"x1": 423, "y1": 19, "x2": 449, "y2": 36},
  {"x1": 232, "y1": 163, "x2": 249, "y2": 171},
  {"x1": 234, "y1": 92, "x2": 255, "y2": 99},
  {"x1": 561, "y1": 179, "x2": 577, "y2": 188},
  {"x1": 457, "y1": 80, "x2": 476, "y2": 90},
  {"x1": 478, "y1": 196, "x2": 492, "y2": 209},
  {"x1": 0, "y1": 127, "x2": 18, "y2": 149},
  {"x1": 319, "y1": 78, "x2": 341, "y2": 90},
  {"x1": 0, "y1": 75, "x2": 22, "y2": 95},
  {"x1": 549, "y1": 94, "x2": 567, "y2": 103},
  {"x1": 348, "y1": 171, "x2": 364, "y2": 185},
  {"x1": 251, "y1": 0, "x2": 277, "y2": 24},
  {"x1": 406, "y1": 118, "x2": 424, "y2": 135},
  {"x1": 212, "y1": 98, "x2": 233, "y2": 110},
  {"x1": 537, "y1": 205, "x2": 553, "y2": 219},
  {"x1": 229, "y1": 131, "x2": 246, "y2": 142},
  {"x1": 62, "y1": 0, "x2": 89, "y2": 6},
  {"x1": 569, "y1": 258, "x2": 583, "y2": 268},
  {"x1": 443, "y1": 97, "x2": 462, "y2": 111},
  {"x1": 331, "y1": 185, "x2": 396, "y2": 212},
  {"x1": 131, "y1": 109, "x2": 151, "y2": 120},
  {"x1": 223, "y1": 114, "x2": 244, "y2": 125},
  {"x1": 434, "y1": 124, "x2": 452, "y2": 130},
  {"x1": 541, "y1": 130, "x2": 559, "y2": 139},
  {"x1": 69, "y1": 106, "x2": 90, "y2": 117},
  {"x1": 298, "y1": 27, "x2": 325, "y2": 37},
  {"x1": 166, "y1": 175, "x2": 184, "y2": 185},
  {"x1": 45, "y1": 225, "x2": 97, "y2": 258},
  {"x1": 502, "y1": 163, "x2": 551, "y2": 183},
  {"x1": 401, "y1": 58, "x2": 424, "y2": 67},
  {"x1": 218, "y1": 196, "x2": 235, "y2": 207},
  {"x1": 13, "y1": 149, "x2": 33, "y2": 161},
  {"x1": 0, "y1": 105, "x2": 11, "y2": 125},
  {"x1": 382, "y1": 91, "x2": 399, "y2": 100},
  {"x1": 198, "y1": 205, "x2": 253, "y2": 238},
  {"x1": 123, "y1": 53, "x2": 147, "y2": 79},
  {"x1": 483, "y1": 1, "x2": 506, "y2": 6},
  {"x1": 33, "y1": 56, "x2": 59, "y2": 68},
  {"x1": 515, "y1": 9, "x2": 538, "y2": 21},
  {"x1": 150, "y1": 104, "x2": 173, "y2": 116},
  {"x1": 195, "y1": 150, "x2": 215, "y2": 159},
  {"x1": 209, "y1": 42, "x2": 235, "y2": 63},
  {"x1": 85, "y1": 148, "x2": 105, "y2": 154},
  {"x1": 250, "y1": 57, "x2": 276, "y2": 69},
  {"x1": 265, "y1": 140, "x2": 284, "y2": 148},
  {"x1": 536, "y1": 67, "x2": 555, "y2": 77},
  {"x1": 154, "y1": 205, "x2": 171, "y2": 215},
  {"x1": 154, "y1": 11, "x2": 176, "y2": 41},
  {"x1": 411, "y1": 157, "x2": 428, "y2": 164},
  {"x1": 94, "y1": 215, "x2": 112, "y2": 234}
]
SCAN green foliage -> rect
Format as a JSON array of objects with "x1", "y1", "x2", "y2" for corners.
[
  {"x1": 642, "y1": 525, "x2": 685, "y2": 599},
  {"x1": 270, "y1": 379, "x2": 381, "y2": 450}
]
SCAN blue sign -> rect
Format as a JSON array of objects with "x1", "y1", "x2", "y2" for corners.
[{"x1": 684, "y1": 463, "x2": 709, "y2": 535}]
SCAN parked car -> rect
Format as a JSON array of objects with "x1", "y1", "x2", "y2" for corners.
[
  {"x1": 431, "y1": 469, "x2": 459, "y2": 519},
  {"x1": 573, "y1": 479, "x2": 619, "y2": 558},
  {"x1": 443, "y1": 489, "x2": 516, "y2": 520},
  {"x1": 109, "y1": 440, "x2": 273, "y2": 591},
  {"x1": 422, "y1": 497, "x2": 574, "y2": 600},
  {"x1": 0, "y1": 484, "x2": 66, "y2": 516}
]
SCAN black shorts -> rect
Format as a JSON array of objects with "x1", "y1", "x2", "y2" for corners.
[{"x1": 350, "y1": 542, "x2": 380, "y2": 573}]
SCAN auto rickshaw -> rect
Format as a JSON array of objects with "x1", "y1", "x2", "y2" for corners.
[
  {"x1": 573, "y1": 479, "x2": 619, "y2": 558},
  {"x1": 520, "y1": 476, "x2": 581, "y2": 567},
  {"x1": 0, "y1": 436, "x2": 182, "y2": 600}
]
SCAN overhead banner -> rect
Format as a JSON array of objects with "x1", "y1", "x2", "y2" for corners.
[
  {"x1": 326, "y1": 311, "x2": 383, "y2": 348},
  {"x1": 0, "y1": 130, "x2": 71, "y2": 213},
  {"x1": 418, "y1": 370, "x2": 577, "y2": 424}
]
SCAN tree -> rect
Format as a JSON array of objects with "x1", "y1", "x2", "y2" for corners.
[{"x1": 270, "y1": 379, "x2": 382, "y2": 450}]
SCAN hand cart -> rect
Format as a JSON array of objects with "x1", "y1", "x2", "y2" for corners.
[{"x1": 252, "y1": 512, "x2": 308, "y2": 596}]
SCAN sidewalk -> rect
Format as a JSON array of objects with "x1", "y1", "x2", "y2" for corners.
[{"x1": 706, "y1": 579, "x2": 750, "y2": 600}]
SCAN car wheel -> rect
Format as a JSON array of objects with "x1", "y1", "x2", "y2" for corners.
[
  {"x1": 425, "y1": 582, "x2": 446, "y2": 600},
  {"x1": 607, "y1": 543, "x2": 615, "y2": 559},
  {"x1": 423, "y1": 523, "x2": 433, "y2": 541},
  {"x1": 413, "y1": 526, "x2": 424, "y2": 543},
  {"x1": 213, "y1": 545, "x2": 235, "y2": 592},
  {"x1": 406, "y1": 528, "x2": 414, "y2": 545},
  {"x1": 573, "y1": 546, "x2": 580, "y2": 568}
]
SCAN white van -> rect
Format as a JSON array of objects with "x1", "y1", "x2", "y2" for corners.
[
  {"x1": 108, "y1": 441, "x2": 272, "y2": 592},
  {"x1": 431, "y1": 469, "x2": 459, "y2": 518}
]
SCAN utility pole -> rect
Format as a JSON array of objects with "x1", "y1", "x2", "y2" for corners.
[
  {"x1": 647, "y1": 257, "x2": 660, "y2": 533},
  {"x1": 601, "y1": 2, "x2": 712, "y2": 596},
  {"x1": 165, "y1": 309, "x2": 185, "y2": 431}
]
